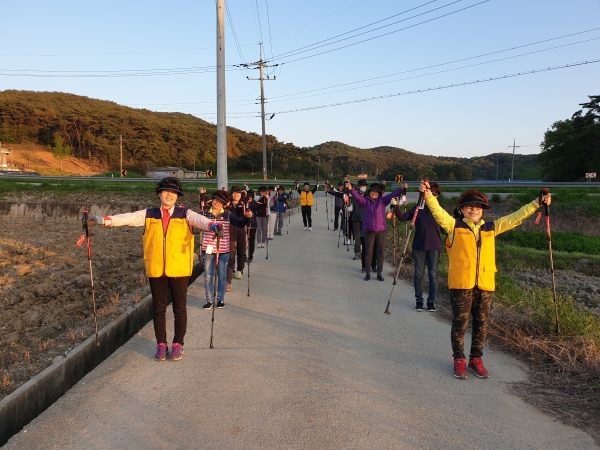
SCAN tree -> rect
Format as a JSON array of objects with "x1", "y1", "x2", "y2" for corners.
[
  {"x1": 49, "y1": 135, "x2": 72, "y2": 171},
  {"x1": 539, "y1": 95, "x2": 600, "y2": 181}
]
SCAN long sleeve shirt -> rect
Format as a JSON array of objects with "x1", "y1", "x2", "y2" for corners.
[
  {"x1": 350, "y1": 186, "x2": 404, "y2": 232},
  {"x1": 394, "y1": 204, "x2": 441, "y2": 251}
]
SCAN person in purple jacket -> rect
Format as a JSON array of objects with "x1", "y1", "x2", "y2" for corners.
[
  {"x1": 393, "y1": 182, "x2": 442, "y2": 312},
  {"x1": 346, "y1": 181, "x2": 405, "y2": 281}
]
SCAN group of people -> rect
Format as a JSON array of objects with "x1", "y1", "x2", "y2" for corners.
[{"x1": 85, "y1": 175, "x2": 551, "y2": 380}]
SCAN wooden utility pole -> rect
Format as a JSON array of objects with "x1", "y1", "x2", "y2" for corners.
[
  {"x1": 245, "y1": 43, "x2": 276, "y2": 181},
  {"x1": 509, "y1": 139, "x2": 520, "y2": 182}
]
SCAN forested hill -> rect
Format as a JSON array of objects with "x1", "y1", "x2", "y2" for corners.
[{"x1": 0, "y1": 90, "x2": 539, "y2": 180}]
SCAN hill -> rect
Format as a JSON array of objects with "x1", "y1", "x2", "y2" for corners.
[{"x1": 0, "y1": 90, "x2": 540, "y2": 180}]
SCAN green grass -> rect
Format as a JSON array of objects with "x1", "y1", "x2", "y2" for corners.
[{"x1": 498, "y1": 231, "x2": 600, "y2": 255}]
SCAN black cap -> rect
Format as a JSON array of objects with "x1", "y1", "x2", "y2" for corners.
[
  {"x1": 459, "y1": 196, "x2": 489, "y2": 209},
  {"x1": 211, "y1": 189, "x2": 230, "y2": 205},
  {"x1": 247, "y1": 190, "x2": 255, "y2": 198},
  {"x1": 268, "y1": 185, "x2": 275, "y2": 190},
  {"x1": 277, "y1": 186, "x2": 284, "y2": 191},
  {"x1": 368, "y1": 183, "x2": 383, "y2": 194},
  {"x1": 156, "y1": 177, "x2": 184, "y2": 196},
  {"x1": 258, "y1": 185, "x2": 267, "y2": 192},
  {"x1": 357, "y1": 179, "x2": 368, "y2": 186},
  {"x1": 303, "y1": 182, "x2": 310, "y2": 186}
]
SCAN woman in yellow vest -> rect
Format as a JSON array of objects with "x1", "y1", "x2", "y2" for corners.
[
  {"x1": 419, "y1": 181, "x2": 551, "y2": 379},
  {"x1": 296, "y1": 181, "x2": 319, "y2": 230},
  {"x1": 86, "y1": 177, "x2": 217, "y2": 362}
]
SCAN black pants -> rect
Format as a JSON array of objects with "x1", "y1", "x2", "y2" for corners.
[
  {"x1": 361, "y1": 236, "x2": 378, "y2": 270},
  {"x1": 227, "y1": 226, "x2": 247, "y2": 283},
  {"x1": 149, "y1": 276, "x2": 189, "y2": 345},
  {"x1": 334, "y1": 206, "x2": 341, "y2": 230},
  {"x1": 364, "y1": 231, "x2": 386, "y2": 275},
  {"x1": 301, "y1": 206, "x2": 312, "y2": 227}
]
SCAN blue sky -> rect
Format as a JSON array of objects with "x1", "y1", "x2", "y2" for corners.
[{"x1": 1, "y1": 0, "x2": 599, "y2": 159}]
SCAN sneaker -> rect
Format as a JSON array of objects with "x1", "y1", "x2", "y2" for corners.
[
  {"x1": 353, "y1": 253, "x2": 361, "y2": 260},
  {"x1": 364, "y1": 274, "x2": 371, "y2": 281},
  {"x1": 308, "y1": 227, "x2": 312, "y2": 231},
  {"x1": 414, "y1": 302, "x2": 424, "y2": 312},
  {"x1": 226, "y1": 283, "x2": 232, "y2": 292},
  {"x1": 376, "y1": 274, "x2": 384, "y2": 281},
  {"x1": 303, "y1": 226, "x2": 308, "y2": 230},
  {"x1": 260, "y1": 243, "x2": 265, "y2": 248},
  {"x1": 427, "y1": 303, "x2": 436, "y2": 312},
  {"x1": 360, "y1": 267, "x2": 366, "y2": 273},
  {"x1": 203, "y1": 302, "x2": 213, "y2": 310},
  {"x1": 235, "y1": 270, "x2": 243, "y2": 279},
  {"x1": 217, "y1": 301, "x2": 225, "y2": 309},
  {"x1": 333, "y1": 228, "x2": 338, "y2": 231},
  {"x1": 371, "y1": 267, "x2": 377, "y2": 272},
  {"x1": 170, "y1": 343, "x2": 183, "y2": 361},
  {"x1": 468, "y1": 357, "x2": 489, "y2": 378},
  {"x1": 154, "y1": 343, "x2": 168, "y2": 361},
  {"x1": 268, "y1": 237, "x2": 274, "y2": 241},
  {"x1": 453, "y1": 357, "x2": 468, "y2": 379},
  {"x1": 247, "y1": 257, "x2": 253, "y2": 263}
]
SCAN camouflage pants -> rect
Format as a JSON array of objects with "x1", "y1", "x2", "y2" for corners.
[{"x1": 449, "y1": 288, "x2": 494, "y2": 359}]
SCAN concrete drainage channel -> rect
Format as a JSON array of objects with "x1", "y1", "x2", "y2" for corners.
[{"x1": 0, "y1": 263, "x2": 203, "y2": 446}]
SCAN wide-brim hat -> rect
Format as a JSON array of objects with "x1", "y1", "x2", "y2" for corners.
[
  {"x1": 156, "y1": 177, "x2": 184, "y2": 196},
  {"x1": 357, "y1": 179, "x2": 368, "y2": 186},
  {"x1": 459, "y1": 196, "x2": 489, "y2": 209},
  {"x1": 368, "y1": 183, "x2": 383, "y2": 194},
  {"x1": 211, "y1": 189, "x2": 230, "y2": 205}
]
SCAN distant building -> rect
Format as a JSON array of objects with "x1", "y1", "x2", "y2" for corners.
[
  {"x1": 0, "y1": 144, "x2": 11, "y2": 169},
  {"x1": 146, "y1": 166, "x2": 208, "y2": 179}
]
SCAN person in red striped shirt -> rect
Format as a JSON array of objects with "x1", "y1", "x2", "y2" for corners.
[{"x1": 200, "y1": 189, "x2": 252, "y2": 310}]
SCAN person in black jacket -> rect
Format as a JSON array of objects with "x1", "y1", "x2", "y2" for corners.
[
  {"x1": 393, "y1": 182, "x2": 441, "y2": 312},
  {"x1": 226, "y1": 186, "x2": 248, "y2": 292}
]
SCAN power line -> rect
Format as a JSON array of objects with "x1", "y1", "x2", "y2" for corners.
[
  {"x1": 268, "y1": 58, "x2": 600, "y2": 115},
  {"x1": 264, "y1": 0, "x2": 275, "y2": 75},
  {"x1": 253, "y1": 0, "x2": 264, "y2": 44},
  {"x1": 272, "y1": 0, "x2": 446, "y2": 60}
]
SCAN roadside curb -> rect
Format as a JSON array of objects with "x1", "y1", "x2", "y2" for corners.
[{"x1": 0, "y1": 263, "x2": 203, "y2": 446}]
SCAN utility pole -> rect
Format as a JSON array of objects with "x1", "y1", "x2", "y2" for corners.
[
  {"x1": 119, "y1": 134, "x2": 123, "y2": 178},
  {"x1": 509, "y1": 139, "x2": 520, "y2": 182},
  {"x1": 216, "y1": 0, "x2": 228, "y2": 188},
  {"x1": 244, "y1": 43, "x2": 277, "y2": 181}
]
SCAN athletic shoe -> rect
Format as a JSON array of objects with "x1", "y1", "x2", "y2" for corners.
[
  {"x1": 360, "y1": 267, "x2": 366, "y2": 273},
  {"x1": 226, "y1": 283, "x2": 232, "y2": 292},
  {"x1": 170, "y1": 343, "x2": 183, "y2": 362},
  {"x1": 376, "y1": 274, "x2": 384, "y2": 281},
  {"x1": 364, "y1": 274, "x2": 371, "y2": 281},
  {"x1": 268, "y1": 237, "x2": 274, "y2": 241},
  {"x1": 453, "y1": 357, "x2": 468, "y2": 379},
  {"x1": 308, "y1": 227, "x2": 312, "y2": 231},
  {"x1": 235, "y1": 270, "x2": 243, "y2": 279},
  {"x1": 427, "y1": 303, "x2": 436, "y2": 312},
  {"x1": 371, "y1": 267, "x2": 377, "y2": 272},
  {"x1": 333, "y1": 228, "x2": 338, "y2": 231},
  {"x1": 247, "y1": 258, "x2": 253, "y2": 263},
  {"x1": 154, "y1": 343, "x2": 168, "y2": 361},
  {"x1": 217, "y1": 301, "x2": 225, "y2": 309},
  {"x1": 303, "y1": 226, "x2": 308, "y2": 230},
  {"x1": 468, "y1": 357, "x2": 489, "y2": 378},
  {"x1": 203, "y1": 302, "x2": 213, "y2": 310},
  {"x1": 414, "y1": 302, "x2": 424, "y2": 312},
  {"x1": 260, "y1": 243, "x2": 265, "y2": 248},
  {"x1": 353, "y1": 253, "x2": 361, "y2": 260}
]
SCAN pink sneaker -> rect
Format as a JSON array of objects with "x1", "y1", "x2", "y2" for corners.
[
  {"x1": 154, "y1": 343, "x2": 168, "y2": 361},
  {"x1": 170, "y1": 343, "x2": 184, "y2": 362}
]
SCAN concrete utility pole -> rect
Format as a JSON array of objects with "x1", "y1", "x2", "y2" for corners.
[
  {"x1": 509, "y1": 139, "x2": 520, "y2": 182},
  {"x1": 216, "y1": 0, "x2": 228, "y2": 188},
  {"x1": 245, "y1": 43, "x2": 276, "y2": 181}
]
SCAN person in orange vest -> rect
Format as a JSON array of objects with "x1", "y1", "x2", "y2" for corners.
[
  {"x1": 86, "y1": 177, "x2": 216, "y2": 362},
  {"x1": 419, "y1": 180, "x2": 551, "y2": 380},
  {"x1": 295, "y1": 180, "x2": 319, "y2": 230}
]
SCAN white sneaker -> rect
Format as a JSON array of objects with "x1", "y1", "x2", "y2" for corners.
[
  {"x1": 308, "y1": 227, "x2": 312, "y2": 231},
  {"x1": 235, "y1": 270, "x2": 243, "y2": 279},
  {"x1": 303, "y1": 226, "x2": 307, "y2": 230}
]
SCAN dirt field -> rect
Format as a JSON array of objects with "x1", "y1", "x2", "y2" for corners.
[{"x1": 0, "y1": 215, "x2": 152, "y2": 398}]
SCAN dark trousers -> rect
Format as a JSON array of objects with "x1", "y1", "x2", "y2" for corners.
[
  {"x1": 227, "y1": 226, "x2": 247, "y2": 283},
  {"x1": 352, "y1": 221, "x2": 361, "y2": 253},
  {"x1": 360, "y1": 236, "x2": 377, "y2": 270},
  {"x1": 364, "y1": 231, "x2": 386, "y2": 275},
  {"x1": 149, "y1": 276, "x2": 189, "y2": 346},
  {"x1": 449, "y1": 288, "x2": 494, "y2": 359},
  {"x1": 334, "y1": 206, "x2": 341, "y2": 229},
  {"x1": 301, "y1": 205, "x2": 312, "y2": 227},
  {"x1": 248, "y1": 227, "x2": 256, "y2": 260}
]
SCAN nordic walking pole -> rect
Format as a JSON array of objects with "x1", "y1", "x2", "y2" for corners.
[
  {"x1": 392, "y1": 206, "x2": 397, "y2": 265},
  {"x1": 346, "y1": 202, "x2": 350, "y2": 252},
  {"x1": 81, "y1": 212, "x2": 99, "y2": 346},
  {"x1": 244, "y1": 203, "x2": 251, "y2": 297},
  {"x1": 537, "y1": 188, "x2": 559, "y2": 333},
  {"x1": 326, "y1": 189, "x2": 330, "y2": 230},
  {"x1": 286, "y1": 209, "x2": 289, "y2": 235},
  {"x1": 265, "y1": 222, "x2": 269, "y2": 260},
  {"x1": 209, "y1": 230, "x2": 221, "y2": 349},
  {"x1": 384, "y1": 184, "x2": 426, "y2": 315}
]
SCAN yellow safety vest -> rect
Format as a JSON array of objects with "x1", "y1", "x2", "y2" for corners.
[
  {"x1": 300, "y1": 190, "x2": 314, "y2": 207},
  {"x1": 142, "y1": 207, "x2": 194, "y2": 278},
  {"x1": 445, "y1": 220, "x2": 497, "y2": 291}
]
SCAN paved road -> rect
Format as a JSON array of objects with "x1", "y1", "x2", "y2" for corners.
[{"x1": 5, "y1": 194, "x2": 596, "y2": 449}]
